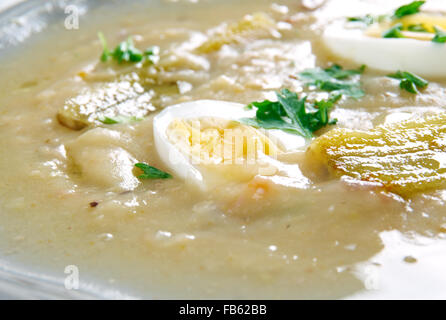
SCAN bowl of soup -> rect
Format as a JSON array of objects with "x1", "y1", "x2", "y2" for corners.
[{"x1": 1, "y1": 0, "x2": 446, "y2": 299}]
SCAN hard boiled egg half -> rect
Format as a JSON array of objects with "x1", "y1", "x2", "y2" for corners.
[
  {"x1": 323, "y1": 12, "x2": 446, "y2": 78},
  {"x1": 153, "y1": 100, "x2": 306, "y2": 190}
]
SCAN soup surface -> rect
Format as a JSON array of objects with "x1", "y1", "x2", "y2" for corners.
[{"x1": 1, "y1": 0, "x2": 446, "y2": 299}]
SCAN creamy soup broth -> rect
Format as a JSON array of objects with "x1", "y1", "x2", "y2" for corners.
[{"x1": 1, "y1": 0, "x2": 446, "y2": 299}]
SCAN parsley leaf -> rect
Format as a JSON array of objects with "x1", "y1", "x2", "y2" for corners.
[
  {"x1": 99, "y1": 116, "x2": 143, "y2": 125},
  {"x1": 98, "y1": 32, "x2": 159, "y2": 64},
  {"x1": 112, "y1": 37, "x2": 143, "y2": 63},
  {"x1": 98, "y1": 32, "x2": 111, "y2": 62},
  {"x1": 383, "y1": 23, "x2": 404, "y2": 38},
  {"x1": 135, "y1": 163, "x2": 172, "y2": 179},
  {"x1": 299, "y1": 64, "x2": 365, "y2": 99},
  {"x1": 240, "y1": 89, "x2": 340, "y2": 139},
  {"x1": 387, "y1": 70, "x2": 429, "y2": 94},
  {"x1": 393, "y1": 1, "x2": 425, "y2": 19},
  {"x1": 432, "y1": 26, "x2": 446, "y2": 43},
  {"x1": 143, "y1": 46, "x2": 161, "y2": 64}
]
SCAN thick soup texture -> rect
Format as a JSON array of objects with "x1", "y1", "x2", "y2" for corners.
[{"x1": 1, "y1": 0, "x2": 446, "y2": 299}]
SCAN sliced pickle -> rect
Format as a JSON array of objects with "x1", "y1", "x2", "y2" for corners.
[{"x1": 306, "y1": 114, "x2": 446, "y2": 197}]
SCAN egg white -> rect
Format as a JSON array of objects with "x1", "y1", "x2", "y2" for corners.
[
  {"x1": 153, "y1": 100, "x2": 306, "y2": 189},
  {"x1": 323, "y1": 21, "x2": 446, "y2": 78}
]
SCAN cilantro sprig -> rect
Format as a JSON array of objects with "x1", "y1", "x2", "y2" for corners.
[
  {"x1": 298, "y1": 64, "x2": 365, "y2": 99},
  {"x1": 240, "y1": 89, "x2": 340, "y2": 139},
  {"x1": 432, "y1": 26, "x2": 446, "y2": 43},
  {"x1": 393, "y1": 1, "x2": 425, "y2": 19},
  {"x1": 387, "y1": 70, "x2": 429, "y2": 94},
  {"x1": 98, "y1": 32, "x2": 159, "y2": 64},
  {"x1": 135, "y1": 163, "x2": 172, "y2": 179}
]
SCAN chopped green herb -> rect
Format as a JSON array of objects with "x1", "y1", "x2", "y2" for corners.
[
  {"x1": 393, "y1": 1, "x2": 425, "y2": 19},
  {"x1": 432, "y1": 26, "x2": 446, "y2": 43},
  {"x1": 99, "y1": 115, "x2": 143, "y2": 125},
  {"x1": 115, "y1": 37, "x2": 143, "y2": 63},
  {"x1": 407, "y1": 23, "x2": 429, "y2": 32},
  {"x1": 144, "y1": 46, "x2": 160, "y2": 64},
  {"x1": 347, "y1": 1, "x2": 426, "y2": 28},
  {"x1": 99, "y1": 117, "x2": 119, "y2": 124},
  {"x1": 347, "y1": 14, "x2": 375, "y2": 26},
  {"x1": 383, "y1": 23, "x2": 404, "y2": 38},
  {"x1": 299, "y1": 64, "x2": 365, "y2": 99},
  {"x1": 240, "y1": 89, "x2": 340, "y2": 138},
  {"x1": 135, "y1": 163, "x2": 172, "y2": 179},
  {"x1": 387, "y1": 70, "x2": 429, "y2": 94},
  {"x1": 98, "y1": 32, "x2": 159, "y2": 64},
  {"x1": 320, "y1": 64, "x2": 366, "y2": 79},
  {"x1": 347, "y1": 14, "x2": 389, "y2": 26}
]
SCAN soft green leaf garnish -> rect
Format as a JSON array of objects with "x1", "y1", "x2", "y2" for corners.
[
  {"x1": 432, "y1": 26, "x2": 446, "y2": 43},
  {"x1": 348, "y1": 1, "x2": 425, "y2": 28},
  {"x1": 407, "y1": 23, "x2": 429, "y2": 32},
  {"x1": 387, "y1": 70, "x2": 429, "y2": 94},
  {"x1": 383, "y1": 23, "x2": 404, "y2": 38},
  {"x1": 114, "y1": 37, "x2": 143, "y2": 63},
  {"x1": 347, "y1": 14, "x2": 389, "y2": 26},
  {"x1": 99, "y1": 117, "x2": 119, "y2": 125},
  {"x1": 98, "y1": 32, "x2": 159, "y2": 64},
  {"x1": 99, "y1": 116, "x2": 143, "y2": 125},
  {"x1": 240, "y1": 89, "x2": 340, "y2": 139},
  {"x1": 347, "y1": 15, "x2": 375, "y2": 26},
  {"x1": 299, "y1": 64, "x2": 365, "y2": 99},
  {"x1": 134, "y1": 163, "x2": 172, "y2": 179},
  {"x1": 143, "y1": 46, "x2": 161, "y2": 64},
  {"x1": 98, "y1": 32, "x2": 111, "y2": 62},
  {"x1": 393, "y1": 1, "x2": 425, "y2": 19}
]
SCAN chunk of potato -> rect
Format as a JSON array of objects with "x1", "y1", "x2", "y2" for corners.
[
  {"x1": 306, "y1": 114, "x2": 446, "y2": 197},
  {"x1": 66, "y1": 128, "x2": 140, "y2": 192},
  {"x1": 196, "y1": 12, "x2": 276, "y2": 53}
]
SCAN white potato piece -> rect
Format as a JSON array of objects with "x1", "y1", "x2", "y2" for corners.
[{"x1": 66, "y1": 128, "x2": 140, "y2": 192}]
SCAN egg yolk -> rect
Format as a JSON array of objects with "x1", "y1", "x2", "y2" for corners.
[{"x1": 166, "y1": 117, "x2": 282, "y2": 166}]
